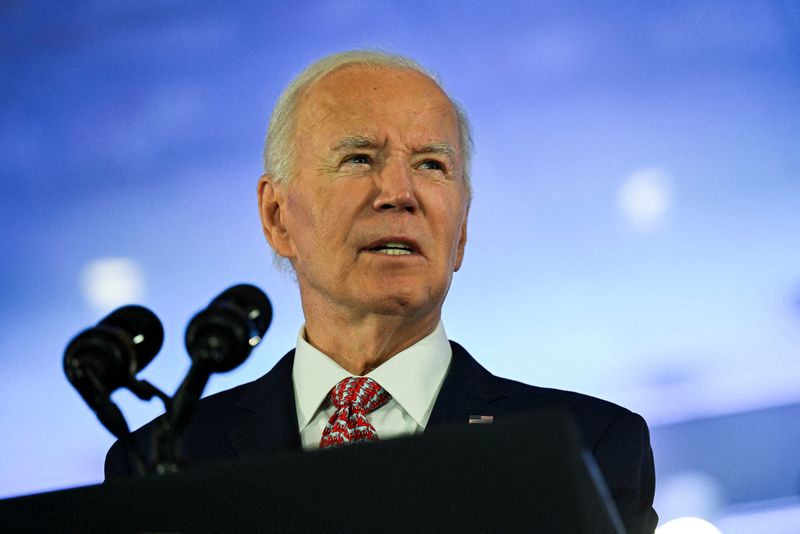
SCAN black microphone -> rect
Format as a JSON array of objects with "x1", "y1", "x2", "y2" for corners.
[
  {"x1": 64, "y1": 305, "x2": 164, "y2": 438},
  {"x1": 170, "y1": 284, "x2": 272, "y2": 431}
]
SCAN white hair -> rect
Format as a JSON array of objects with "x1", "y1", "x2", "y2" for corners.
[{"x1": 263, "y1": 49, "x2": 473, "y2": 196}]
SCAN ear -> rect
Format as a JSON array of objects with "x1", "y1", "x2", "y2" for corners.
[
  {"x1": 453, "y1": 208, "x2": 468, "y2": 272},
  {"x1": 257, "y1": 174, "x2": 294, "y2": 259}
]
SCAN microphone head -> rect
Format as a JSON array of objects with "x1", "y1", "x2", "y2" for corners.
[
  {"x1": 211, "y1": 284, "x2": 272, "y2": 337},
  {"x1": 185, "y1": 284, "x2": 272, "y2": 373},
  {"x1": 99, "y1": 305, "x2": 165, "y2": 373},
  {"x1": 64, "y1": 305, "x2": 164, "y2": 394}
]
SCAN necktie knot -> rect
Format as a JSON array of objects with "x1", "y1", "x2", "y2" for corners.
[
  {"x1": 320, "y1": 376, "x2": 390, "y2": 448},
  {"x1": 329, "y1": 376, "x2": 390, "y2": 413}
]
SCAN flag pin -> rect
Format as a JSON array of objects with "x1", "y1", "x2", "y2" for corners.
[{"x1": 468, "y1": 415, "x2": 494, "y2": 424}]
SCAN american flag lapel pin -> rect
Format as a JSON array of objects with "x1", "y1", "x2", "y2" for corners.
[{"x1": 468, "y1": 415, "x2": 494, "y2": 424}]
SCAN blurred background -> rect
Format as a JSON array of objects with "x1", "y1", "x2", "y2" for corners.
[{"x1": 1, "y1": 1, "x2": 798, "y2": 531}]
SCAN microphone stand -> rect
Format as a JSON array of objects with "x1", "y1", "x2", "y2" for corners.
[
  {"x1": 150, "y1": 365, "x2": 212, "y2": 475},
  {"x1": 76, "y1": 367, "x2": 158, "y2": 477},
  {"x1": 121, "y1": 377, "x2": 173, "y2": 477}
]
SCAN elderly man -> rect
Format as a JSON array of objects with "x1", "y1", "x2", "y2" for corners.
[{"x1": 106, "y1": 50, "x2": 657, "y2": 532}]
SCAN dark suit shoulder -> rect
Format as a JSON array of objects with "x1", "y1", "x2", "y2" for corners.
[
  {"x1": 105, "y1": 351, "x2": 296, "y2": 480},
  {"x1": 104, "y1": 381, "x2": 249, "y2": 480},
  {"x1": 447, "y1": 340, "x2": 635, "y2": 446},
  {"x1": 490, "y1": 373, "x2": 626, "y2": 411},
  {"x1": 488, "y1": 375, "x2": 636, "y2": 443}
]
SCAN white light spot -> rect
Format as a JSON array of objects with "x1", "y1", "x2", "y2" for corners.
[
  {"x1": 656, "y1": 517, "x2": 722, "y2": 534},
  {"x1": 81, "y1": 257, "x2": 146, "y2": 314},
  {"x1": 618, "y1": 168, "x2": 672, "y2": 232}
]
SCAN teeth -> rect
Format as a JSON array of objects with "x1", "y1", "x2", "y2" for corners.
[
  {"x1": 377, "y1": 248, "x2": 412, "y2": 255},
  {"x1": 369, "y1": 241, "x2": 414, "y2": 255}
]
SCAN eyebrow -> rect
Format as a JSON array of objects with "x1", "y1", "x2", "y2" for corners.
[
  {"x1": 417, "y1": 142, "x2": 456, "y2": 157},
  {"x1": 330, "y1": 135, "x2": 456, "y2": 158},
  {"x1": 330, "y1": 134, "x2": 379, "y2": 152}
]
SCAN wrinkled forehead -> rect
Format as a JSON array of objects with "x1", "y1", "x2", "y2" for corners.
[{"x1": 295, "y1": 65, "x2": 462, "y2": 151}]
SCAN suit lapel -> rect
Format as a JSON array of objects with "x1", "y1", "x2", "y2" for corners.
[
  {"x1": 228, "y1": 350, "x2": 302, "y2": 457},
  {"x1": 426, "y1": 341, "x2": 507, "y2": 431}
]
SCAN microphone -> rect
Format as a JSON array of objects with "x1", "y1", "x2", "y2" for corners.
[
  {"x1": 64, "y1": 305, "x2": 164, "y2": 438},
  {"x1": 170, "y1": 284, "x2": 272, "y2": 431},
  {"x1": 185, "y1": 283, "x2": 272, "y2": 373}
]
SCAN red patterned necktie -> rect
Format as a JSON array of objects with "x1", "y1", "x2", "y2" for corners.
[{"x1": 319, "y1": 376, "x2": 391, "y2": 449}]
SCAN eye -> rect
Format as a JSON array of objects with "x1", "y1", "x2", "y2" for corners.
[
  {"x1": 418, "y1": 159, "x2": 445, "y2": 171},
  {"x1": 343, "y1": 154, "x2": 371, "y2": 165}
]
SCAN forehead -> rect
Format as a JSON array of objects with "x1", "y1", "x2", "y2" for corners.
[{"x1": 295, "y1": 66, "x2": 460, "y2": 149}]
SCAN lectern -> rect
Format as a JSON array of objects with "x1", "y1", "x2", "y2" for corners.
[{"x1": 1, "y1": 410, "x2": 626, "y2": 533}]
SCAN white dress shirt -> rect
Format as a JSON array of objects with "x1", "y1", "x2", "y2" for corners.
[{"x1": 292, "y1": 322, "x2": 452, "y2": 450}]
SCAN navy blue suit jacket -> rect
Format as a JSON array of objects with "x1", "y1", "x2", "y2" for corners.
[{"x1": 106, "y1": 341, "x2": 657, "y2": 533}]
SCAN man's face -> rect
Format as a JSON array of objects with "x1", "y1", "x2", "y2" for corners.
[{"x1": 262, "y1": 66, "x2": 469, "y2": 321}]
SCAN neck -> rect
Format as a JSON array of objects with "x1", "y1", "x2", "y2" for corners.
[{"x1": 301, "y1": 301, "x2": 441, "y2": 375}]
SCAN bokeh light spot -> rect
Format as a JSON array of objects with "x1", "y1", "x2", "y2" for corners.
[
  {"x1": 618, "y1": 168, "x2": 673, "y2": 232},
  {"x1": 656, "y1": 517, "x2": 722, "y2": 534},
  {"x1": 80, "y1": 257, "x2": 146, "y2": 314}
]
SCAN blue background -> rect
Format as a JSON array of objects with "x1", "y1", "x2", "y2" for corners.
[{"x1": 2, "y1": 1, "x2": 799, "y2": 529}]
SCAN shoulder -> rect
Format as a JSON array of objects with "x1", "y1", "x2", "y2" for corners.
[
  {"x1": 498, "y1": 375, "x2": 644, "y2": 444},
  {"x1": 104, "y1": 377, "x2": 257, "y2": 479},
  {"x1": 105, "y1": 350, "x2": 295, "y2": 479},
  {"x1": 449, "y1": 340, "x2": 645, "y2": 449}
]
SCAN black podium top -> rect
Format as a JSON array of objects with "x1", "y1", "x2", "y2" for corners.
[{"x1": 1, "y1": 410, "x2": 625, "y2": 533}]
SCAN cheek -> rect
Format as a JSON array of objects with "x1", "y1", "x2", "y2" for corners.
[
  {"x1": 285, "y1": 192, "x2": 322, "y2": 247},
  {"x1": 446, "y1": 211, "x2": 468, "y2": 262}
]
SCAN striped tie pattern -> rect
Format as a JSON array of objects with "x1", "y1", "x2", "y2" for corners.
[{"x1": 319, "y1": 376, "x2": 390, "y2": 448}]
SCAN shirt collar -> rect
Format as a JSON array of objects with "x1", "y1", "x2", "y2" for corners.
[{"x1": 292, "y1": 322, "x2": 452, "y2": 431}]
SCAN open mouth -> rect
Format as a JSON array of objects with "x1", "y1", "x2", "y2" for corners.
[
  {"x1": 362, "y1": 235, "x2": 422, "y2": 256},
  {"x1": 368, "y1": 242, "x2": 415, "y2": 256}
]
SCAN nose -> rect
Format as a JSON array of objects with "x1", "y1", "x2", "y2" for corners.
[{"x1": 372, "y1": 160, "x2": 419, "y2": 213}]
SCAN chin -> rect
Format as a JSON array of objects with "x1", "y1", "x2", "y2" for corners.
[{"x1": 361, "y1": 288, "x2": 441, "y2": 317}]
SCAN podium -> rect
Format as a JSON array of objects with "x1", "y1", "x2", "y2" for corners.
[{"x1": 1, "y1": 410, "x2": 626, "y2": 533}]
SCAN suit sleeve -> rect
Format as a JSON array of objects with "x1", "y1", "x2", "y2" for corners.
[{"x1": 592, "y1": 410, "x2": 658, "y2": 534}]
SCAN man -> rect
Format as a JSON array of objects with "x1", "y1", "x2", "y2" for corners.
[{"x1": 106, "y1": 50, "x2": 657, "y2": 532}]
